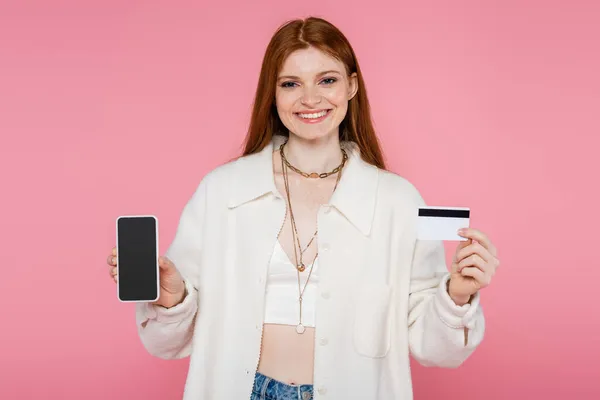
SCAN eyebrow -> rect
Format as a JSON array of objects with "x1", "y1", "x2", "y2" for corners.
[{"x1": 277, "y1": 70, "x2": 342, "y2": 81}]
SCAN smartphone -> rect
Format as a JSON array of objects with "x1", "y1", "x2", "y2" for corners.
[{"x1": 116, "y1": 215, "x2": 159, "y2": 302}]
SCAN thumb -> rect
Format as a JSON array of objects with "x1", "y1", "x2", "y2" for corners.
[{"x1": 158, "y1": 256, "x2": 173, "y2": 271}]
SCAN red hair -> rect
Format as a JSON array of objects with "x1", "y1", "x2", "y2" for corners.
[{"x1": 241, "y1": 17, "x2": 386, "y2": 169}]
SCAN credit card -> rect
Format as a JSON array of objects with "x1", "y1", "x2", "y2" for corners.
[{"x1": 417, "y1": 206, "x2": 470, "y2": 241}]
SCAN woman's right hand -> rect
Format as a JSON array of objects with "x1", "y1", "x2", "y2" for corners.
[{"x1": 107, "y1": 247, "x2": 187, "y2": 308}]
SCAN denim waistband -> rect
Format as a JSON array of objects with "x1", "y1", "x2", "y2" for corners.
[{"x1": 252, "y1": 371, "x2": 314, "y2": 400}]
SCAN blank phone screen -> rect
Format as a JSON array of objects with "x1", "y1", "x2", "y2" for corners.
[{"x1": 117, "y1": 216, "x2": 158, "y2": 302}]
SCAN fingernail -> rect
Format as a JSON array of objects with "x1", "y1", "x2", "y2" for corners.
[{"x1": 458, "y1": 229, "x2": 465, "y2": 235}]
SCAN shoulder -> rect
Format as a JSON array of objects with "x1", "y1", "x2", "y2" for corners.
[
  {"x1": 346, "y1": 141, "x2": 425, "y2": 207},
  {"x1": 201, "y1": 157, "x2": 241, "y2": 184},
  {"x1": 190, "y1": 151, "x2": 263, "y2": 201},
  {"x1": 192, "y1": 156, "x2": 242, "y2": 193},
  {"x1": 376, "y1": 168, "x2": 427, "y2": 208}
]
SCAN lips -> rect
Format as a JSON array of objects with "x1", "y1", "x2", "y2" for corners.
[
  {"x1": 295, "y1": 109, "x2": 331, "y2": 115},
  {"x1": 294, "y1": 109, "x2": 332, "y2": 123}
]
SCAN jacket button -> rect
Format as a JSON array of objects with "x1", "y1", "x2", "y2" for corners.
[
  {"x1": 321, "y1": 291, "x2": 330, "y2": 299},
  {"x1": 320, "y1": 338, "x2": 328, "y2": 346},
  {"x1": 318, "y1": 386, "x2": 327, "y2": 395}
]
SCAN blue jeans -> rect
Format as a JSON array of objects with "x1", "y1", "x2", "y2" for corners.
[{"x1": 251, "y1": 371, "x2": 314, "y2": 400}]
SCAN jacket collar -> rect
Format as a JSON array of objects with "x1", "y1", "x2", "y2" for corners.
[{"x1": 228, "y1": 135, "x2": 379, "y2": 236}]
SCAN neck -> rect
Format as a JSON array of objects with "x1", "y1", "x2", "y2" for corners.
[{"x1": 284, "y1": 132, "x2": 343, "y2": 173}]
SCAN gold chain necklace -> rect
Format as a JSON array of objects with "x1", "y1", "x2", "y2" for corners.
[
  {"x1": 279, "y1": 142, "x2": 345, "y2": 334},
  {"x1": 279, "y1": 142, "x2": 344, "y2": 272},
  {"x1": 280, "y1": 143, "x2": 348, "y2": 179}
]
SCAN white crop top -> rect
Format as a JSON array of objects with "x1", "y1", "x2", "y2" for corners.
[{"x1": 263, "y1": 240, "x2": 320, "y2": 327}]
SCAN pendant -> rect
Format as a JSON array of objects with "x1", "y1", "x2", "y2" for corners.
[
  {"x1": 296, "y1": 263, "x2": 306, "y2": 272},
  {"x1": 296, "y1": 324, "x2": 306, "y2": 334},
  {"x1": 308, "y1": 172, "x2": 319, "y2": 178}
]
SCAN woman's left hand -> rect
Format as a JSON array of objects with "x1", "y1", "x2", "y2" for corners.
[{"x1": 448, "y1": 228, "x2": 500, "y2": 306}]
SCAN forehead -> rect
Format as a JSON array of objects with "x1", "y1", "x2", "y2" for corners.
[{"x1": 279, "y1": 47, "x2": 345, "y2": 76}]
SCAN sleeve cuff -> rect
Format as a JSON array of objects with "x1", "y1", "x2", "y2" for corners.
[
  {"x1": 137, "y1": 279, "x2": 198, "y2": 324},
  {"x1": 433, "y1": 274, "x2": 481, "y2": 329}
]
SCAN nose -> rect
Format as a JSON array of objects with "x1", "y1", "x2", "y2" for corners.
[{"x1": 300, "y1": 85, "x2": 322, "y2": 106}]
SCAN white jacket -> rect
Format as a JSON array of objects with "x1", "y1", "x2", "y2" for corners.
[{"x1": 135, "y1": 135, "x2": 485, "y2": 400}]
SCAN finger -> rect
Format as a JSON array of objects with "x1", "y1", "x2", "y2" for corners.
[
  {"x1": 452, "y1": 238, "x2": 472, "y2": 262},
  {"x1": 110, "y1": 267, "x2": 117, "y2": 277},
  {"x1": 158, "y1": 256, "x2": 172, "y2": 270},
  {"x1": 112, "y1": 247, "x2": 116, "y2": 256},
  {"x1": 460, "y1": 266, "x2": 490, "y2": 287},
  {"x1": 458, "y1": 254, "x2": 487, "y2": 274},
  {"x1": 107, "y1": 255, "x2": 116, "y2": 266},
  {"x1": 456, "y1": 242, "x2": 493, "y2": 264},
  {"x1": 458, "y1": 228, "x2": 494, "y2": 254}
]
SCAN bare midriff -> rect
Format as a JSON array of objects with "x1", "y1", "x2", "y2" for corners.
[{"x1": 257, "y1": 324, "x2": 315, "y2": 385}]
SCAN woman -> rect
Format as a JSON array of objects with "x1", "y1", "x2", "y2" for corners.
[{"x1": 106, "y1": 16, "x2": 499, "y2": 400}]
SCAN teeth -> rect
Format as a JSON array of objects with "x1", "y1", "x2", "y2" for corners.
[{"x1": 298, "y1": 110, "x2": 328, "y2": 119}]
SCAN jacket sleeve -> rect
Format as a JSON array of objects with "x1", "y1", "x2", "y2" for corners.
[
  {"x1": 406, "y1": 198, "x2": 485, "y2": 368},
  {"x1": 134, "y1": 176, "x2": 208, "y2": 360}
]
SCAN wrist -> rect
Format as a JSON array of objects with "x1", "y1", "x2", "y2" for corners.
[
  {"x1": 163, "y1": 282, "x2": 187, "y2": 309},
  {"x1": 450, "y1": 294, "x2": 471, "y2": 306},
  {"x1": 173, "y1": 284, "x2": 188, "y2": 307},
  {"x1": 446, "y1": 278, "x2": 472, "y2": 306}
]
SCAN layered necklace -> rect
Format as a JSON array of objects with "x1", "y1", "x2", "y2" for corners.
[{"x1": 279, "y1": 142, "x2": 348, "y2": 334}]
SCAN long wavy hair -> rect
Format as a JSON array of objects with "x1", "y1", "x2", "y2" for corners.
[{"x1": 241, "y1": 17, "x2": 385, "y2": 169}]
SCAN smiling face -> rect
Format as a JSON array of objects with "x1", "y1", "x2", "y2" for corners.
[{"x1": 275, "y1": 46, "x2": 358, "y2": 142}]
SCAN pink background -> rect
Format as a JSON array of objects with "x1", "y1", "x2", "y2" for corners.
[{"x1": 1, "y1": 0, "x2": 599, "y2": 398}]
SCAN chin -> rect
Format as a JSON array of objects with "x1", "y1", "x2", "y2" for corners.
[
  {"x1": 285, "y1": 114, "x2": 343, "y2": 143},
  {"x1": 289, "y1": 129, "x2": 339, "y2": 143}
]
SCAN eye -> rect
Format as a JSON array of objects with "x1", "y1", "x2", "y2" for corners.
[
  {"x1": 280, "y1": 81, "x2": 297, "y2": 88},
  {"x1": 321, "y1": 77, "x2": 337, "y2": 85}
]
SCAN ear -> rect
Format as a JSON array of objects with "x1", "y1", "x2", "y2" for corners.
[{"x1": 348, "y1": 72, "x2": 358, "y2": 100}]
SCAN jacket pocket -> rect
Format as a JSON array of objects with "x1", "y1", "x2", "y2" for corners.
[{"x1": 352, "y1": 284, "x2": 393, "y2": 358}]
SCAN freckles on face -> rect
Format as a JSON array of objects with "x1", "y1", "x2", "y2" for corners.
[
  {"x1": 275, "y1": 47, "x2": 352, "y2": 138},
  {"x1": 275, "y1": 82, "x2": 347, "y2": 110}
]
